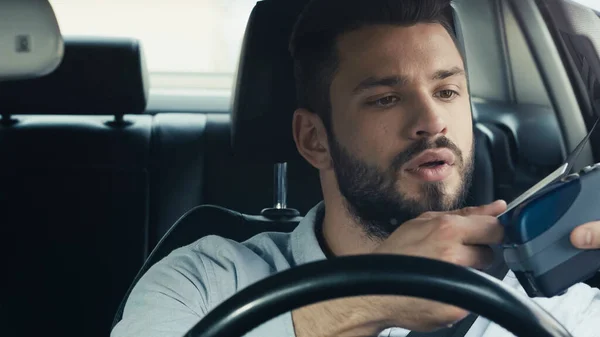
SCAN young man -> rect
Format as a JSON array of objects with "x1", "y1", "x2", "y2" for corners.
[{"x1": 111, "y1": 0, "x2": 600, "y2": 336}]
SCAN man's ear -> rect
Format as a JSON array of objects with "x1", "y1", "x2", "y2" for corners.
[{"x1": 292, "y1": 108, "x2": 332, "y2": 170}]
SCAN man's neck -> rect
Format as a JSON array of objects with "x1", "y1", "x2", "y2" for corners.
[{"x1": 319, "y1": 198, "x2": 381, "y2": 257}]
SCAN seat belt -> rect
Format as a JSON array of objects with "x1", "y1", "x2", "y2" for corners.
[{"x1": 405, "y1": 261, "x2": 510, "y2": 337}]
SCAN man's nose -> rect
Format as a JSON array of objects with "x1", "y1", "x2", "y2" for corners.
[{"x1": 406, "y1": 98, "x2": 448, "y2": 139}]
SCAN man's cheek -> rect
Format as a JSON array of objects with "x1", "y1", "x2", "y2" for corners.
[{"x1": 455, "y1": 131, "x2": 473, "y2": 165}]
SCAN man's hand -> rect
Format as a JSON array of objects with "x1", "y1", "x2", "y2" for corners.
[
  {"x1": 374, "y1": 200, "x2": 507, "y2": 268},
  {"x1": 369, "y1": 199, "x2": 507, "y2": 332},
  {"x1": 292, "y1": 200, "x2": 508, "y2": 337},
  {"x1": 571, "y1": 221, "x2": 600, "y2": 249}
]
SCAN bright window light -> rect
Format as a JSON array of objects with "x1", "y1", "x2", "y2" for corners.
[
  {"x1": 570, "y1": 0, "x2": 600, "y2": 11},
  {"x1": 49, "y1": 0, "x2": 258, "y2": 111}
]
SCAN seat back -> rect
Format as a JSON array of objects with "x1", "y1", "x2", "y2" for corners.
[
  {"x1": 147, "y1": 113, "x2": 209, "y2": 247},
  {"x1": 0, "y1": 37, "x2": 151, "y2": 337},
  {"x1": 212, "y1": 0, "x2": 322, "y2": 215}
]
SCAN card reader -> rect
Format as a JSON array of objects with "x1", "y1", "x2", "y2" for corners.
[{"x1": 499, "y1": 119, "x2": 600, "y2": 297}]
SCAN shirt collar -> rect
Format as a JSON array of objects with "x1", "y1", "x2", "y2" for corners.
[{"x1": 291, "y1": 201, "x2": 327, "y2": 266}]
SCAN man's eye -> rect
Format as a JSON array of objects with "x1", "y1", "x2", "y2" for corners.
[
  {"x1": 436, "y1": 90, "x2": 458, "y2": 100},
  {"x1": 371, "y1": 96, "x2": 399, "y2": 107}
]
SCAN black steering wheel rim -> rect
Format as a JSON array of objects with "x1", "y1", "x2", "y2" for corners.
[{"x1": 184, "y1": 255, "x2": 572, "y2": 337}]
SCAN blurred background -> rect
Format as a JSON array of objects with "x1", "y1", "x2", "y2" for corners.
[{"x1": 48, "y1": 0, "x2": 600, "y2": 112}]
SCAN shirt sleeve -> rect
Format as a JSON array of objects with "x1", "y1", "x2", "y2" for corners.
[
  {"x1": 110, "y1": 238, "x2": 297, "y2": 337},
  {"x1": 543, "y1": 281, "x2": 600, "y2": 337},
  {"x1": 480, "y1": 273, "x2": 600, "y2": 337}
]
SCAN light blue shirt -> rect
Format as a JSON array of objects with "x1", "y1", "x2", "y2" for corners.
[{"x1": 112, "y1": 202, "x2": 600, "y2": 337}]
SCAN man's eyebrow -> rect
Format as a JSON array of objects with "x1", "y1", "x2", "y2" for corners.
[
  {"x1": 432, "y1": 67, "x2": 466, "y2": 81},
  {"x1": 351, "y1": 67, "x2": 466, "y2": 95},
  {"x1": 352, "y1": 75, "x2": 408, "y2": 94}
]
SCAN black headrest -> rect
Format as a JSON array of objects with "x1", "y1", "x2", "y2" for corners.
[
  {"x1": 0, "y1": 36, "x2": 149, "y2": 116},
  {"x1": 231, "y1": 0, "x2": 308, "y2": 163}
]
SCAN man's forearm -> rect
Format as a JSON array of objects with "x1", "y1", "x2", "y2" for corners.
[{"x1": 291, "y1": 297, "x2": 392, "y2": 337}]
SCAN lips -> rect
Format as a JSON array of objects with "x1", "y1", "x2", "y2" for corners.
[{"x1": 405, "y1": 149, "x2": 456, "y2": 171}]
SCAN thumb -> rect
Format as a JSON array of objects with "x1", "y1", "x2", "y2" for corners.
[
  {"x1": 571, "y1": 222, "x2": 600, "y2": 249},
  {"x1": 454, "y1": 200, "x2": 507, "y2": 217}
]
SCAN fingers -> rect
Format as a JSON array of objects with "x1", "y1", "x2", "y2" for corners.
[
  {"x1": 416, "y1": 203, "x2": 505, "y2": 246},
  {"x1": 453, "y1": 200, "x2": 507, "y2": 217},
  {"x1": 458, "y1": 215, "x2": 504, "y2": 246},
  {"x1": 417, "y1": 200, "x2": 507, "y2": 220},
  {"x1": 441, "y1": 244, "x2": 496, "y2": 270},
  {"x1": 429, "y1": 214, "x2": 503, "y2": 246},
  {"x1": 571, "y1": 221, "x2": 600, "y2": 249}
]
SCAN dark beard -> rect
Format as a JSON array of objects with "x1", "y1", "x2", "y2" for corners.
[{"x1": 329, "y1": 134, "x2": 474, "y2": 240}]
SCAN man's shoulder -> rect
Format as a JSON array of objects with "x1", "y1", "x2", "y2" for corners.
[
  {"x1": 158, "y1": 231, "x2": 296, "y2": 288},
  {"x1": 121, "y1": 232, "x2": 296, "y2": 320},
  {"x1": 190, "y1": 230, "x2": 293, "y2": 263}
]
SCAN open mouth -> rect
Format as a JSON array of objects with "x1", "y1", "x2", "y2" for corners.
[
  {"x1": 405, "y1": 149, "x2": 456, "y2": 172},
  {"x1": 418, "y1": 160, "x2": 447, "y2": 168},
  {"x1": 406, "y1": 157, "x2": 454, "y2": 182}
]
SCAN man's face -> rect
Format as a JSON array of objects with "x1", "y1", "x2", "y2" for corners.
[{"x1": 327, "y1": 23, "x2": 474, "y2": 239}]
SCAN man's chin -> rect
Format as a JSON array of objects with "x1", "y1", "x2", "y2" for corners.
[{"x1": 395, "y1": 175, "x2": 464, "y2": 211}]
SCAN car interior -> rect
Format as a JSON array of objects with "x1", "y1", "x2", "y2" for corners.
[{"x1": 1, "y1": 0, "x2": 599, "y2": 336}]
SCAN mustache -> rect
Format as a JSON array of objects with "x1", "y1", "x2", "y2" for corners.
[{"x1": 391, "y1": 136, "x2": 463, "y2": 171}]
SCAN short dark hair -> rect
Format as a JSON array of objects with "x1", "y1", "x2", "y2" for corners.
[{"x1": 289, "y1": 0, "x2": 459, "y2": 132}]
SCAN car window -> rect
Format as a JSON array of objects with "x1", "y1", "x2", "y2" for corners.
[
  {"x1": 571, "y1": 0, "x2": 600, "y2": 11},
  {"x1": 49, "y1": 0, "x2": 258, "y2": 112}
]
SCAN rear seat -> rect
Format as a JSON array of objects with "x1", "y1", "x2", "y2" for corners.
[
  {"x1": 0, "y1": 37, "x2": 152, "y2": 337},
  {"x1": 147, "y1": 113, "x2": 209, "y2": 246}
]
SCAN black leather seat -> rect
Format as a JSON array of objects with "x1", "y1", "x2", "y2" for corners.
[
  {"x1": 0, "y1": 37, "x2": 151, "y2": 337},
  {"x1": 146, "y1": 113, "x2": 210, "y2": 248},
  {"x1": 199, "y1": 0, "x2": 321, "y2": 219},
  {"x1": 112, "y1": 0, "x2": 496, "y2": 329},
  {"x1": 0, "y1": 36, "x2": 148, "y2": 121}
]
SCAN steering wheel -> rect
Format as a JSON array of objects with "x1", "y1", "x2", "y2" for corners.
[{"x1": 183, "y1": 255, "x2": 572, "y2": 337}]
